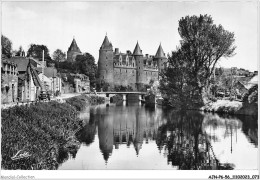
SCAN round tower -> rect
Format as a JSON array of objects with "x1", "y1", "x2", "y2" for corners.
[
  {"x1": 97, "y1": 35, "x2": 114, "y2": 91},
  {"x1": 154, "y1": 43, "x2": 167, "y2": 73},
  {"x1": 133, "y1": 41, "x2": 145, "y2": 91},
  {"x1": 67, "y1": 37, "x2": 82, "y2": 62}
]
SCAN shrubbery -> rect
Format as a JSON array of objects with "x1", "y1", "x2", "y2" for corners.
[
  {"x1": 243, "y1": 84, "x2": 258, "y2": 105},
  {"x1": 65, "y1": 94, "x2": 105, "y2": 110},
  {"x1": 1, "y1": 101, "x2": 82, "y2": 170}
]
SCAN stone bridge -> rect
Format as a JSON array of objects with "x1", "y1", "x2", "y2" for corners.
[{"x1": 95, "y1": 91, "x2": 147, "y2": 101}]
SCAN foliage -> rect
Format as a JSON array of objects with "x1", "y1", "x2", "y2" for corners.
[
  {"x1": 65, "y1": 94, "x2": 105, "y2": 110},
  {"x1": 75, "y1": 53, "x2": 97, "y2": 88},
  {"x1": 65, "y1": 95, "x2": 89, "y2": 111},
  {"x1": 243, "y1": 84, "x2": 258, "y2": 105},
  {"x1": 14, "y1": 46, "x2": 25, "y2": 56},
  {"x1": 52, "y1": 49, "x2": 66, "y2": 62},
  {"x1": 114, "y1": 85, "x2": 133, "y2": 92},
  {"x1": 27, "y1": 44, "x2": 54, "y2": 66},
  {"x1": 1, "y1": 35, "x2": 12, "y2": 58},
  {"x1": 56, "y1": 61, "x2": 76, "y2": 73},
  {"x1": 96, "y1": 80, "x2": 110, "y2": 92},
  {"x1": 160, "y1": 14, "x2": 236, "y2": 109},
  {"x1": 56, "y1": 52, "x2": 97, "y2": 88},
  {"x1": 1, "y1": 101, "x2": 83, "y2": 170}
]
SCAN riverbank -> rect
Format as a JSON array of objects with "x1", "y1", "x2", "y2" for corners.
[
  {"x1": 200, "y1": 99, "x2": 257, "y2": 116},
  {"x1": 1, "y1": 94, "x2": 105, "y2": 170}
]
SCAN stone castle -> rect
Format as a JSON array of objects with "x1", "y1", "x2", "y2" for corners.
[
  {"x1": 66, "y1": 35, "x2": 168, "y2": 91},
  {"x1": 97, "y1": 35, "x2": 168, "y2": 91}
]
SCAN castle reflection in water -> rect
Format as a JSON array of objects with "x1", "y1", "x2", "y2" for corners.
[
  {"x1": 96, "y1": 103, "x2": 164, "y2": 161},
  {"x1": 72, "y1": 102, "x2": 258, "y2": 170}
]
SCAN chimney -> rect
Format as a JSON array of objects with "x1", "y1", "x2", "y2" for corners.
[{"x1": 115, "y1": 48, "x2": 119, "y2": 55}]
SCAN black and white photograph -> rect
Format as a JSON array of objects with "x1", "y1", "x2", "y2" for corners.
[{"x1": 1, "y1": 0, "x2": 259, "y2": 179}]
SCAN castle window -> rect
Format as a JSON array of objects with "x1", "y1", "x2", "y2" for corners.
[
  {"x1": 106, "y1": 57, "x2": 108, "y2": 59},
  {"x1": 126, "y1": 70, "x2": 127, "y2": 73},
  {"x1": 139, "y1": 67, "x2": 140, "y2": 69},
  {"x1": 133, "y1": 63, "x2": 134, "y2": 66}
]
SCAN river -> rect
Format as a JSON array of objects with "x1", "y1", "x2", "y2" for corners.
[{"x1": 58, "y1": 102, "x2": 258, "y2": 170}]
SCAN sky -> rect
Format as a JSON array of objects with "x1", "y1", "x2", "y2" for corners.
[{"x1": 1, "y1": 1, "x2": 259, "y2": 71}]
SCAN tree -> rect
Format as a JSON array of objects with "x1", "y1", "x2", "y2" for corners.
[
  {"x1": 1, "y1": 35, "x2": 12, "y2": 58},
  {"x1": 160, "y1": 49, "x2": 200, "y2": 109},
  {"x1": 178, "y1": 14, "x2": 236, "y2": 93},
  {"x1": 15, "y1": 46, "x2": 25, "y2": 56},
  {"x1": 160, "y1": 14, "x2": 236, "y2": 108},
  {"x1": 52, "y1": 49, "x2": 66, "y2": 62},
  {"x1": 27, "y1": 44, "x2": 54, "y2": 66},
  {"x1": 75, "y1": 53, "x2": 97, "y2": 88}
]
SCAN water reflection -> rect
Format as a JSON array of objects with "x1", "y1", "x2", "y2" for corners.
[{"x1": 58, "y1": 104, "x2": 258, "y2": 170}]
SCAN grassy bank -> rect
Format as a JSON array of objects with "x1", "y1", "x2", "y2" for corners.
[
  {"x1": 1, "y1": 94, "x2": 105, "y2": 170},
  {"x1": 200, "y1": 100, "x2": 242, "y2": 114},
  {"x1": 65, "y1": 94, "x2": 105, "y2": 111},
  {"x1": 201, "y1": 85, "x2": 258, "y2": 116}
]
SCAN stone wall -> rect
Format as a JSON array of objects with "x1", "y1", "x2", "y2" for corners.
[
  {"x1": 1, "y1": 73, "x2": 18, "y2": 104},
  {"x1": 1, "y1": 62, "x2": 18, "y2": 104},
  {"x1": 114, "y1": 67, "x2": 137, "y2": 90}
]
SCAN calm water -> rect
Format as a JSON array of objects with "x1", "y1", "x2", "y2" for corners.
[{"x1": 58, "y1": 102, "x2": 258, "y2": 170}]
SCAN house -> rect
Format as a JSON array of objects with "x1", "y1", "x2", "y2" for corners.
[
  {"x1": 60, "y1": 73, "x2": 90, "y2": 93},
  {"x1": 245, "y1": 74, "x2": 258, "y2": 89},
  {"x1": 36, "y1": 67, "x2": 62, "y2": 95},
  {"x1": 73, "y1": 73, "x2": 90, "y2": 93},
  {"x1": 9, "y1": 56, "x2": 42, "y2": 102},
  {"x1": 1, "y1": 55, "x2": 18, "y2": 104}
]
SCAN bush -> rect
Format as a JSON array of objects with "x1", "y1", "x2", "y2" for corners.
[
  {"x1": 243, "y1": 85, "x2": 258, "y2": 105},
  {"x1": 1, "y1": 101, "x2": 82, "y2": 170},
  {"x1": 66, "y1": 94, "x2": 105, "y2": 108},
  {"x1": 65, "y1": 94, "x2": 89, "y2": 111}
]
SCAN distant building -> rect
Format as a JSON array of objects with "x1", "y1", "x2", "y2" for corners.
[
  {"x1": 67, "y1": 38, "x2": 82, "y2": 62},
  {"x1": 97, "y1": 35, "x2": 168, "y2": 91},
  {"x1": 36, "y1": 67, "x2": 62, "y2": 95},
  {"x1": 73, "y1": 73, "x2": 90, "y2": 93},
  {"x1": 245, "y1": 74, "x2": 258, "y2": 89},
  {"x1": 1, "y1": 55, "x2": 18, "y2": 104}
]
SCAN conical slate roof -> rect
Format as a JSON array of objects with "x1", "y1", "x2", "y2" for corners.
[
  {"x1": 101, "y1": 35, "x2": 113, "y2": 50},
  {"x1": 133, "y1": 41, "x2": 143, "y2": 56},
  {"x1": 68, "y1": 38, "x2": 81, "y2": 53},
  {"x1": 155, "y1": 44, "x2": 166, "y2": 58}
]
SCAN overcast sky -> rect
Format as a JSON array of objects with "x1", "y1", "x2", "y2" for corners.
[{"x1": 1, "y1": 1, "x2": 258, "y2": 71}]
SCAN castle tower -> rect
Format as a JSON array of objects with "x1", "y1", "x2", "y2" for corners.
[
  {"x1": 133, "y1": 41, "x2": 144, "y2": 91},
  {"x1": 67, "y1": 37, "x2": 82, "y2": 62},
  {"x1": 154, "y1": 43, "x2": 167, "y2": 72},
  {"x1": 97, "y1": 35, "x2": 114, "y2": 90}
]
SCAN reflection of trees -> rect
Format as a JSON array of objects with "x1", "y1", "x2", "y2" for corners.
[
  {"x1": 76, "y1": 114, "x2": 96, "y2": 146},
  {"x1": 156, "y1": 111, "x2": 234, "y2": 170},
  {"x1": 238, "y1": 115, "x2": 258, "y2": 146}
]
